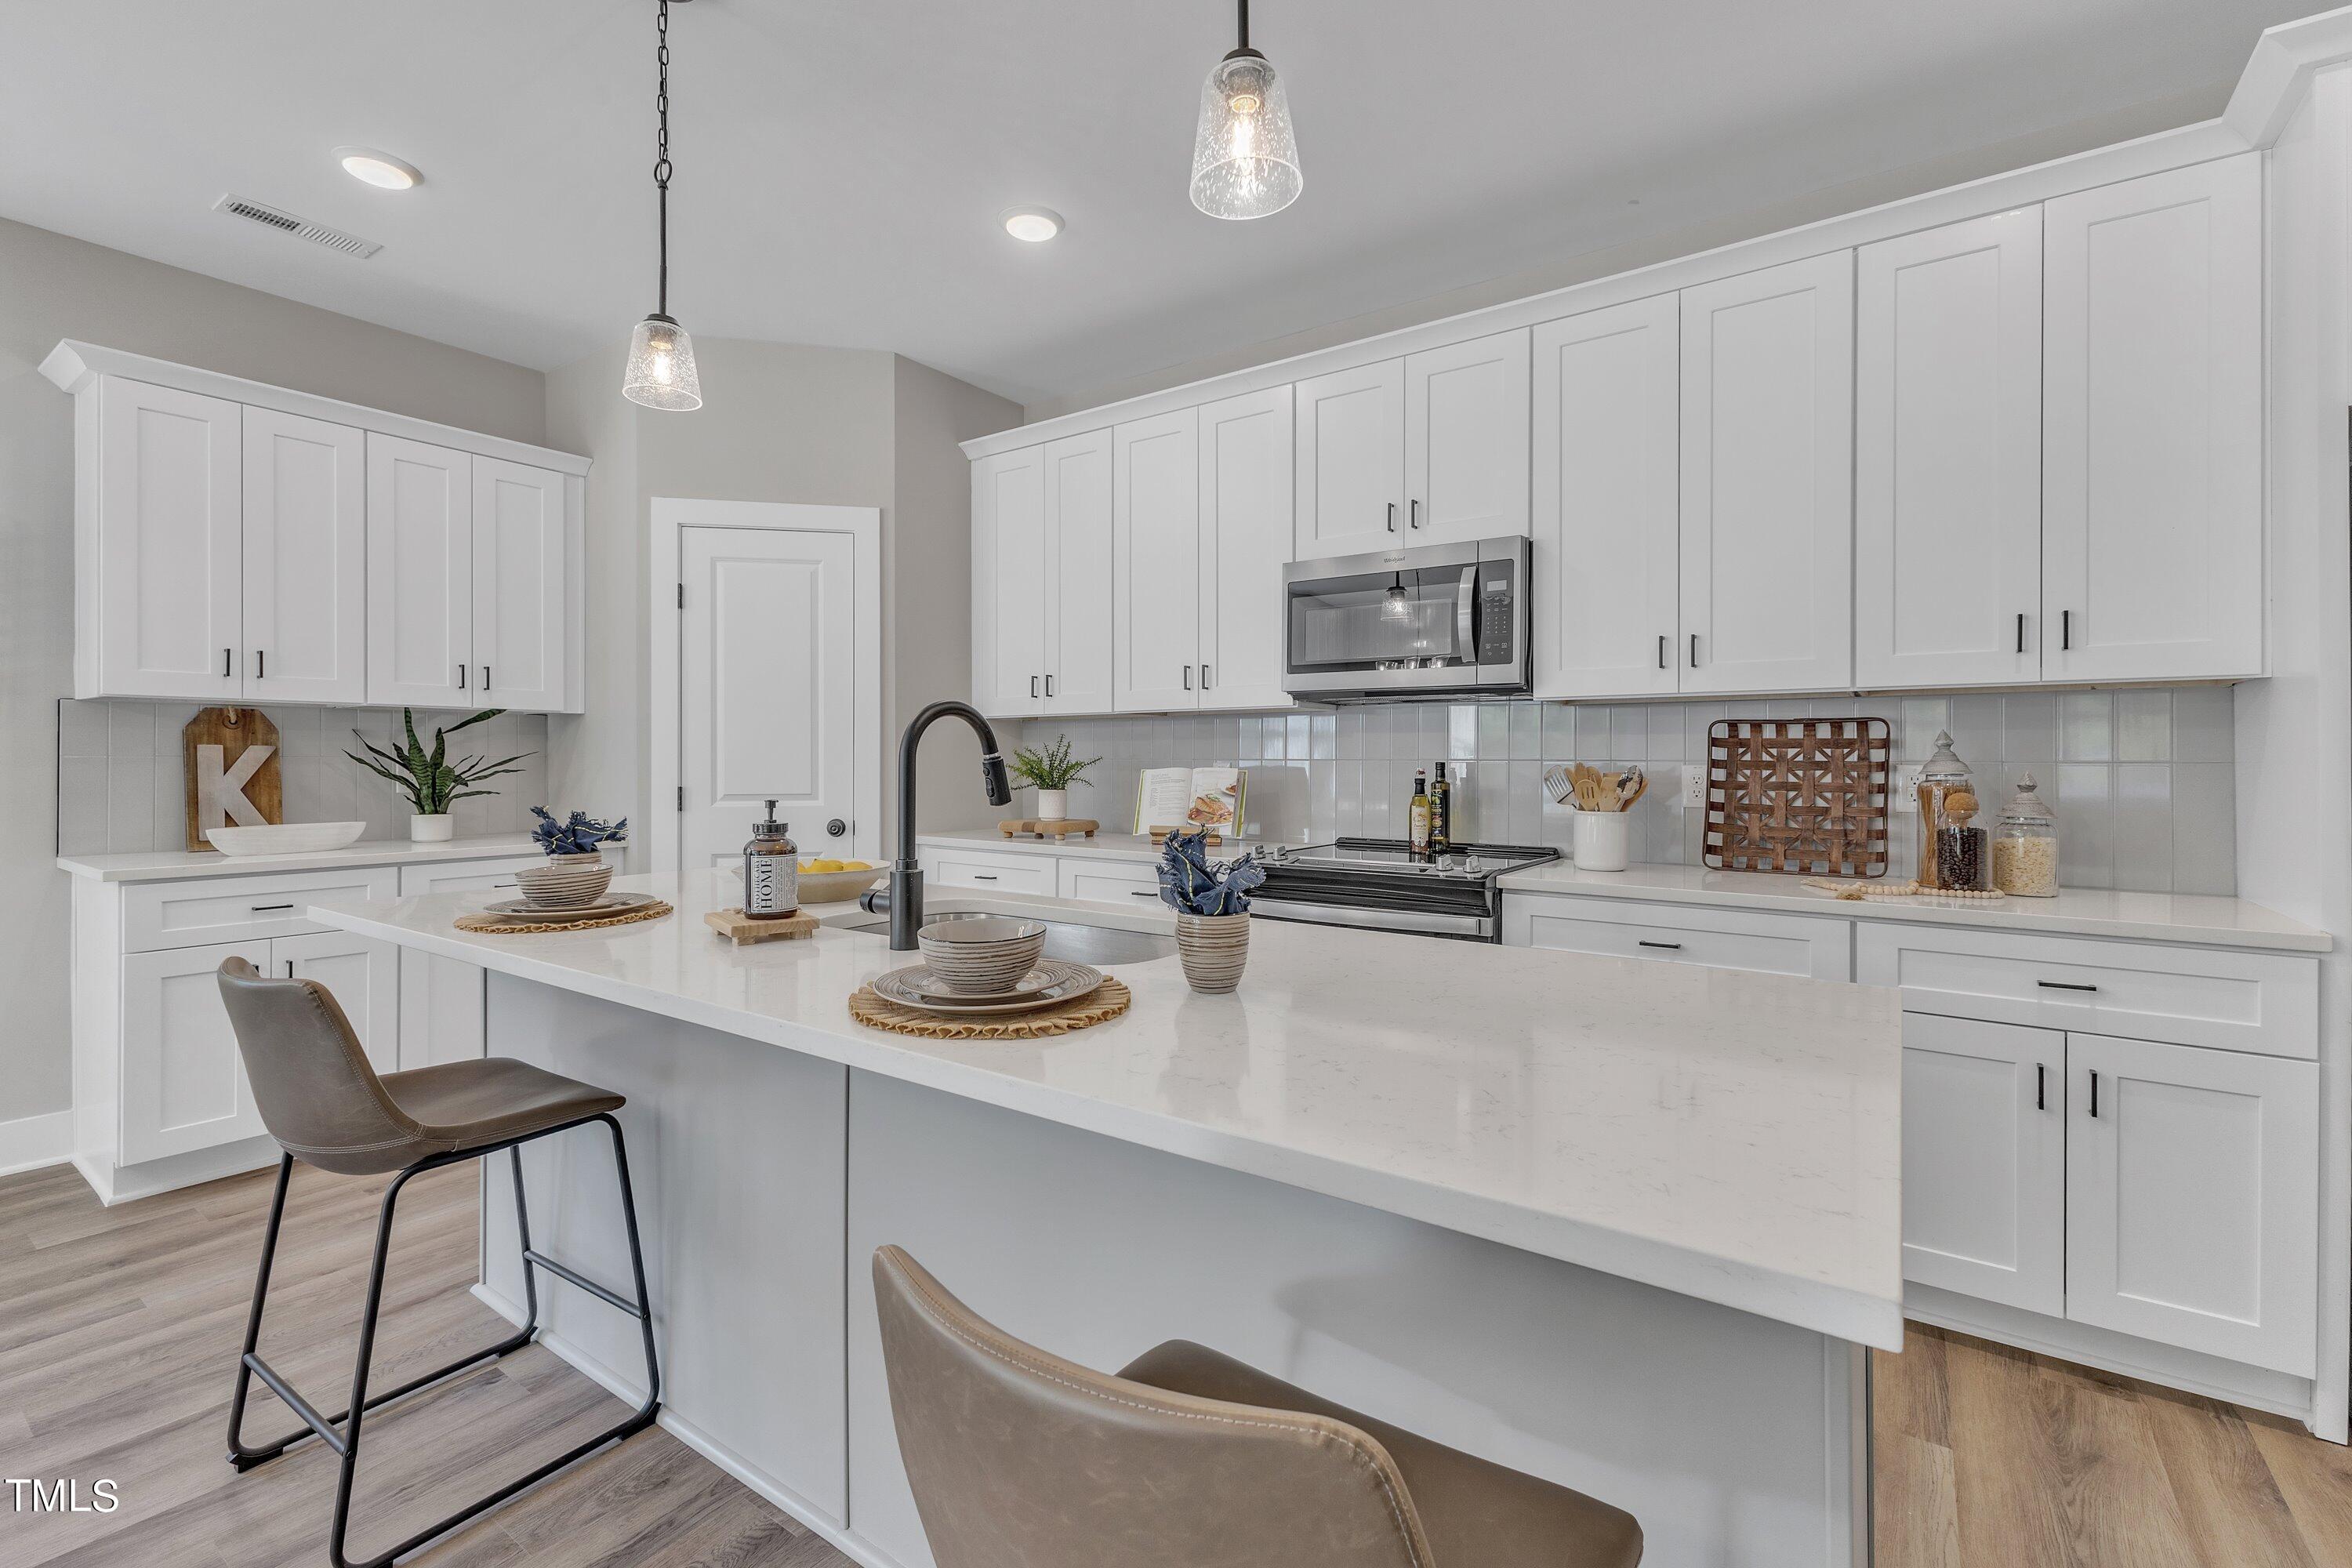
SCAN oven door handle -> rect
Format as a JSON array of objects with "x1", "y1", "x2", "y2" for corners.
[
  {"x1": 1457, "y1": 566, "x2": 1477, "y2": 659},
  {"x1": 1250, "y1": 898, "x2": 1496, "y2": 940}
]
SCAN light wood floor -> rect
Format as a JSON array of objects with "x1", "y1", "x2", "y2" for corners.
[{"x1": 4, "y1": 1159, "x2": 2347, "y2": 1568}]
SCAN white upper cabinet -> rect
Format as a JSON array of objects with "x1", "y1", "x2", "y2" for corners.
[
  {"x1": 971, "y1": 445, "x2": 1047, "y2": 717},
  {"x1": 241, "y1": 408, "x2": 367, "y2": 706},
  {"x1": 471, "y1": 457, "x2": 569, "y2": 712},
  {"x1": 2065, "y1": 1032, "x2": 2317, "y2": 1377},
  {"x1": 1678, "y1": 252, "x2": 1856, "y2": 694},
  {"x1": 90, "y1": 378, "x2": 243, "y2": 701},
  {"x1": 1403, "y1": 329, "x2": 1530, "y2": 545},
  {"x1": 367, "y1": 434, "x2": 475, "y2": 709},
  {"x1": 1531, "y1": 295, "x2": 1681, "y2": 699},
  {"x1": 1113, "y1": 409, "x2": 1203, "y2": 711},
  {"x1": 1197, "y1": 387, "x2": 1294, "y2": 710},
  {"x1": 2042, "y1": 155, "x2": 2263, "y2": 683},
  {"x1": 1044, "y1": 430, "x2": 1116, "y2": 716},
  {"x1": 1855, "y1": 210, "x2": 2044, "y2": 689},
  {"x1": 1293, "y1": 358, "x2": 1405, "y2": 560}
]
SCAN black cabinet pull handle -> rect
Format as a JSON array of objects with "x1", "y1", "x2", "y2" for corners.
[
  {"x1": 457, "y1": 662, "x2": 467, "y2": 689},
  {"x1": 1410, "y1": 499, "x2": 1422, "y2": 530},
  {"x1": 1657, "y1": 634, "x2": 1668, "y2": 670},
  {"x1": 1031, "y1": 674, "x2": 1040, "y2": 698},
  {"x1": 1637, "y1": 939, "x2": 1682, "y2": 950},
  {"x1": 2061, "y1": 609, "x2": 2072, "y2": 651},
  {"x1": 972, "y1": 873, "x2": 998, "y2": 881},
  {"x1": 223, "y1": 648, "x2": 233, "y2": 678},
  {"x1": 2037, "y1": 979, "x2": 2098, "y2": 993},
  {"x1": 481, "y1": 665, "x2": 491, "y2": 691},
  {"x1": 2016, "y1": 613, "x2": 2025, "y2": 655},
  {"x1": 256, "y1": 649, "x2": 266, "y2": 679},
  {"x1": 249, "y1": 903, "x2": 295, "y2": 912},
  {"x1": 1201, "y1": 663, "x2": 1212, "y2": 689},
  {"x1": 2036, "y1": 1062, "x2": 2045, "y2": 1111},
  {"x1": 1689, "y1": 633, "x2": 1699, "y2": 667},
  {"x1": 1387, "y1": 502, "x2": 1399, "y2": 532},
  {"x1": 1183, "y1": 665, "x2": 1193, "y2": 691},
  {"x1": 285, "y1": 960, "x2": 296, "y2": 979},
  {"x1": 1130, "y1": 890, "x2": 1158, "y2": 898},
  {"x1": 2089, "y1": 1069, "x2": 2100, "y2": 1118},
  {"x1": 1044, "y1": 673, "x2": 1054, "y2": 697}
]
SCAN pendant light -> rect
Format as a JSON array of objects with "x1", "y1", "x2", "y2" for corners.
[
  {"x1": 1189, "y1": 0, "x2": 1301, "y2": 220},
  {"x1": 623, "y1": 0, "x2": 703, "y2": 410},
  {"x1": 1381, "y1": 572, "x2": 1413, "y2": 622}
]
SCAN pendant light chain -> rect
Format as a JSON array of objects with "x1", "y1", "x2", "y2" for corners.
[{"x1": 654, "y1": 0, "x2": 673, "y2": 317}]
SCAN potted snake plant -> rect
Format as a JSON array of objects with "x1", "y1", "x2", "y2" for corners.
[{"x1": 347, "y1": 710, "x2": 531, "y2": 843}]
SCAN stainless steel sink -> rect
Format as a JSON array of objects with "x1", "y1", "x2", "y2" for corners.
[{"x1": 840, "y1": 910, "x2": 1176, "y2": 965}]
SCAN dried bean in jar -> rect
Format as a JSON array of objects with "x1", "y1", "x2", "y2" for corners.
[{"x1": 1936, "y1": 825, "x2": 1988, "y2": 892}]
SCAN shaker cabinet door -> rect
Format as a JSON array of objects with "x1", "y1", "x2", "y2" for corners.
[
  {"x1": 1197, "y1": 386, "x2": 1295, "y2": 711},
  {"x1": 121, "y1": 939, "x2": 273, "y2": 1164},
  {"x1": 1854, "y1": 209, "x2": 2043, "y2": 688},
  {"x1": 1292, "y1": 358, "x2": 1405, "y2": 561},
  {"x1": 1403, "y1": 328, "x2": 1530, "y2": 546},
  {"x1": 1044, "y1": 430, "x2": 1116, "y2": 716},
  {"x1": 276, "y1": 931, "x2": 401, "y2": 1076},
  {"x1": 93, "y1": 377, "x2": 244, "y2": 701},
  {"x1": 971, "y1": 445, "x2": 1047, "y2": 717},
  {"x1": 1112, "y1": 408, "x2": 1202, "y2": 711},
  {"x1": 472, "y1": 457, "x2": 570, "y2": 713},
  {"x1": 367, "y1": 434, "x2": 475, "y2": 708},
  {"x1": 241, "y1": 407, "x2": 367, "y2": 705},
  {"x1": 2042, "y1": 154, "x2": 2263, "y2": 683},
  {"x1": 1900, "y1": 1014, "x2": 2067, "y2": 1317}
]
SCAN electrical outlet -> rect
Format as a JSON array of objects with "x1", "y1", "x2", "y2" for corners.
[
  {"x1": 1893, "y1": 765, "x2": 1921, "y2": 812},
  {"x1": 1681, "y1": 764, "x2": 1705, "y2": 808}
]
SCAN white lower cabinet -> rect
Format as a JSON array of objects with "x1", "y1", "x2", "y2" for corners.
[
  {"x1": 2064, "y1": 1032, "x2": 2318, "y2": 1377},
  {"x1": 1901, "y1": 1014, "x2": 2066, "y2": 1317},
  {"x1": 396, "y1": 856, "x2": 542, "y2": 1069},
  {"x1": 1056, "y1": 858, "x2": 1163, "y2": 906},
  {"x1": 920, "y1": 847, "x2": 1058, "y2": 897},
  {"x1": 1501, "y1": 894, "x2": 1851, "y2": 980}
]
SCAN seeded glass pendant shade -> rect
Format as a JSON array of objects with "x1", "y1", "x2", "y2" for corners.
[
  {"x1": 1189, "y1": 2, "x2": 1301, "y2": 220},
  {"x1": 623, "y1": 0, "x2": 704, "y2": 411},
  {"x1": 625, "y1": 314, "x2": 702, "y2": 411}
]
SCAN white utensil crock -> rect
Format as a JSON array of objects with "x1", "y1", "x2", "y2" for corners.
[{"x1": 1570, "y1": 808, "x2": 1630, "y2": 872}]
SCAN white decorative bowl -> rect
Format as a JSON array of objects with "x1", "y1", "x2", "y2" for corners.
[{"x1": 205, "y1": 822, "x2": 368, "y2": 857}]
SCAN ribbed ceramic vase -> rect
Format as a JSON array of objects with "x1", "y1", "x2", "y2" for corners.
[
  {"x1": 1176, "y1": 913, "x2": 1250, "y2": 993},
  {"x1": 515, "y1": 855, "x2": 615, "y2": 909}
]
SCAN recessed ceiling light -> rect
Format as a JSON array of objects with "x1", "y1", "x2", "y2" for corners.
[
  {"x1": 1000, "y1": 206, "x2": 1064, "y2": 242},
  {"x1": 335, "y1": 147, "x2": 422, "y2": 191}
]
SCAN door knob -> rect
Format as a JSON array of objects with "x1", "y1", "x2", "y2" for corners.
[{"x1": 826, "y1": 818, "x2": 848, "y2": 838}]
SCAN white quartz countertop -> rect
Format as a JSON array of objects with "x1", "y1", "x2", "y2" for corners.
[
  {"x1": 1497, "y1": 860, "x2": 2331, "y2": 953},
  {"x1": 309, "y1": 868, "x2": 1904, "y2": 1348},
  {"x1": 57, "y1": 833, "x2": 543, "y2": 883}
]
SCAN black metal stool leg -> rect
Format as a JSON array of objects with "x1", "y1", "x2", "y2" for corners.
[
  {"x1": 601, "y1": 1112, "x2": 663, "y2": 1421},
  {"x1": 225, "y1": 1154, "x2": 296, "y2": 1469}
]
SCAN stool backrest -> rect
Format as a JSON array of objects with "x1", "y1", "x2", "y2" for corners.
[
  {"x1": 872, "y1": 1245, "x2": 1433, "y2": 1568},
  {"x1": 216, "y1": 956, "x2": 423, "y2": 1174}
]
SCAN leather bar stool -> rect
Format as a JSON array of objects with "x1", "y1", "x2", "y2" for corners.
[
  {"x1": 873, "y1": 1245, "x2": 1642, "y2": 1568},
  {"x1": 213, "y1": 956, "x2": 661, "y2": 1568}
]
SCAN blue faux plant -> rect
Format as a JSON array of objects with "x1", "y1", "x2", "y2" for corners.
[
  {"x1": 1156, "y1": 829, "x2": 1266, "y2": 916},
  {"x1": 532, "y1": 807, "x2": 630, "y2": 858}
]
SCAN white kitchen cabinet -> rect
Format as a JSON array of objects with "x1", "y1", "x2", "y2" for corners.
[
  {"x1": 367, "y1": 433, "x2": 476, "y2": 709},
  {"x1": 971, "y1": 445, "x2": 1047, "y2": 717},
  {"x1": 1676, "y1": 252, "x2": 1855, "y2": 693},
  {"x1": 120, "y1": 939, "x2": 272, "y2": 1165},
  {"x1": 1292, "y1": 358, "x2": 1405, "y2": 560},
  {"x1": 1403, "y1": 329, "x2": 1529, "y2": 545},
  {"x1": 1044, "y1": 430, "x2": 1116, "y2": 716},
  {"x1": 1112, "y1": 408, "x2": 1203, "y2": 711},
  {"x1": 276, "y1": 931, "x2": 401, "y2": 1074},
  {"x1": 919, "y1": 847, "x2": 1058, "y2": 896},
  {"x1": 1901, "y1": 1014, "x2": 2067, "y2": 1318},
  {"x1": 87, "y1": 377, "x2": 244, "y2": 701},
  {"x1": 1855, "y1": 210, "x2": 2044, "y2": 688},
  {"x1": 471, "y1": 456, "x2": 570, "y2": 713},
  {"x1": 1530, "y1": 294, "x2": 1681, "y2": 699},
  {"x1": 396, "y1": 856, "x2": 542, "y2": 1069},
  {"x1": 1501, "y1": 893, "x2": 1849, "y2": 980},
  {"x1": 2065, "y1": 1032, "x2": 2318, "y2": 1376},
  {"x1": 1196, "y1": 387, "x2": 1294, "y2": 710},
  {"x1": 241, "y1": 408, "x2": 368, "y2": 705},
  {"x1": 2042, "y1": 154, "x2": 2264, "y2": 683},
  {"x1": 1056, "y1": 858, "x2": 1164, "y2": 906}
]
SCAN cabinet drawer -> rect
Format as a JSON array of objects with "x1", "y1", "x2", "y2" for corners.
[
  {"x1": 1502, "y1": 895, "x2": 1852, "y2": 981},
  {"x1": 920, "y1": 849, "x2": 1056, "y2": 896},
  {"x1": 124, "y1": 866, "x2": 399, "y2": 953},
  {"x1": 1855, "y1": 924, "x2": 2318, "y2": 1058},
  {"x1": 1058, "y1": 858, "x2": 1164, "y2": 906},
  {"x1": 397, "y1": 855, "x2": 547, "y2": 898}
]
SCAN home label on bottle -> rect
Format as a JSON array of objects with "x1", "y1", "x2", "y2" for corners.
[{"x1": 746, "y1": 854, "x2": 799, "y2": 916}]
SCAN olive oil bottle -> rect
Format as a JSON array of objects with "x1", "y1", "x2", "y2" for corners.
[
  {"x1": 1429, "y1": 761, "x2": 1452, "y2": 853},
  {"x1": 1408, "y1": 770, "x2": 1432, "y2": 855}
]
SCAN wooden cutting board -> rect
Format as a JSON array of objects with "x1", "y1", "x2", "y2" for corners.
[{"x1": 183, "y1": 707, "x2": 281, "y2": 851}]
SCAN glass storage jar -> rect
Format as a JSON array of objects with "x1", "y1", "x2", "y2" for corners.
[
  {"x1": 1991, "y1": 773, "x2": 2060, "y2": 897},
  {"x1": 1913, "y1": 730, "x2": 1973, "y2": 888},
  {"x1": 1935, "y1": 789, "x2": 1990, "y2": 892}
]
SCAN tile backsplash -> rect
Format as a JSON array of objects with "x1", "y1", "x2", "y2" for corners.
[
  {"x1": 56, "y1": 699, "x2": 550, "y2": 858},
  {"x1": 1013, "y1": 686, "x2": 2237, "y2": 895}
]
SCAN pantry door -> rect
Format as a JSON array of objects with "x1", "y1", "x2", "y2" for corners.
[{"x1": 671, "y1": 508, "x2": 877, "y2": 873}]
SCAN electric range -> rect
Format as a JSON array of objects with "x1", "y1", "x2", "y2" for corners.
[{"x1": 1250, "y1": 837, "x2": 1559, "y2": 942}]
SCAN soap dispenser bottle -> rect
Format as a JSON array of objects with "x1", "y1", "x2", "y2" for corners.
[{"x1": 743, "y1": 800, "x2": 799, "y2": 919}]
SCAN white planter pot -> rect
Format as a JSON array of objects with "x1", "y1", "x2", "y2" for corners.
[
  {"x1": 409, "y1": 814, "x2": 456, "y2": 843},
  {"x1": 1036, "y1": 789, "x2": 1069, "y2": 821}
]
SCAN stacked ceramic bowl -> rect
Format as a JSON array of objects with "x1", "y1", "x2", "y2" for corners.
[
  {"x1": 514, "y1": 856, "x2": 615, "y2": 910},
  {"x1": 916, "y1": 916, "x2": 1047, "y2": 996}
]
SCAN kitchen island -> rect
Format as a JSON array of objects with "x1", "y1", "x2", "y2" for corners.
[{"x1": 310, "y1": 867, "x2": 1901, "y2": 1568}]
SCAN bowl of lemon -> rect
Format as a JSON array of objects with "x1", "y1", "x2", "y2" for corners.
[{"x1": 792, "y1": 857, "x2": 886, "y2": 905}]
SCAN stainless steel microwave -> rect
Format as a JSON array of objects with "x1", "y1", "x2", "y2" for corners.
[{"x1": 1282, "y1": 535, "x2": 1532, "y2": 701}]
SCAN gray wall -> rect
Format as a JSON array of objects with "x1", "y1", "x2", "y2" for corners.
[
  {"x1": 1015, "y1": 685, "x2": 2237, "y2": 896},
  {"x1": 1, "y1": 216, "x2": 550, "y2": 1131}
]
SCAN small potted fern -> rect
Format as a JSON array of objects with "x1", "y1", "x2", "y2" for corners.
[
  {"x1": 1008, "y1": 735, "x2": 1102, "y2": 822},
  {"x1": 347, "y1": 710, "x2": 532, "y2": 843}
]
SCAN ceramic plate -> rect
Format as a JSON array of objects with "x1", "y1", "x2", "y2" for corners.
[
  {"x1": 913, "y1": 967, "x2": 1056, "y2": 1001},
  {"x1": 870, "y1": 960, "x2": 1105, "y2": 1016},
  {"x1": 478, "y1": 892, "x2": 662, "y2": 924}
]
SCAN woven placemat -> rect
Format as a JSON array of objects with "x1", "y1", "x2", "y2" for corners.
[
  {"x1": 455, "y1": 901, "x2": 675, "y2": 935},
  {"x1": 848, "y1": 977, "x2": 1132, "y2": 1039}
]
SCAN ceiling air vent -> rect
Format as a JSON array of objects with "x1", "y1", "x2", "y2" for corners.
[{"x1": 212, "y1": 194, "x2": 383, "y2": 260}]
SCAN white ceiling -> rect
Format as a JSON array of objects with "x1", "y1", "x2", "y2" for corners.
[{"x1": 0, "y1": 2, "x2": 2321, "y2": 406}]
